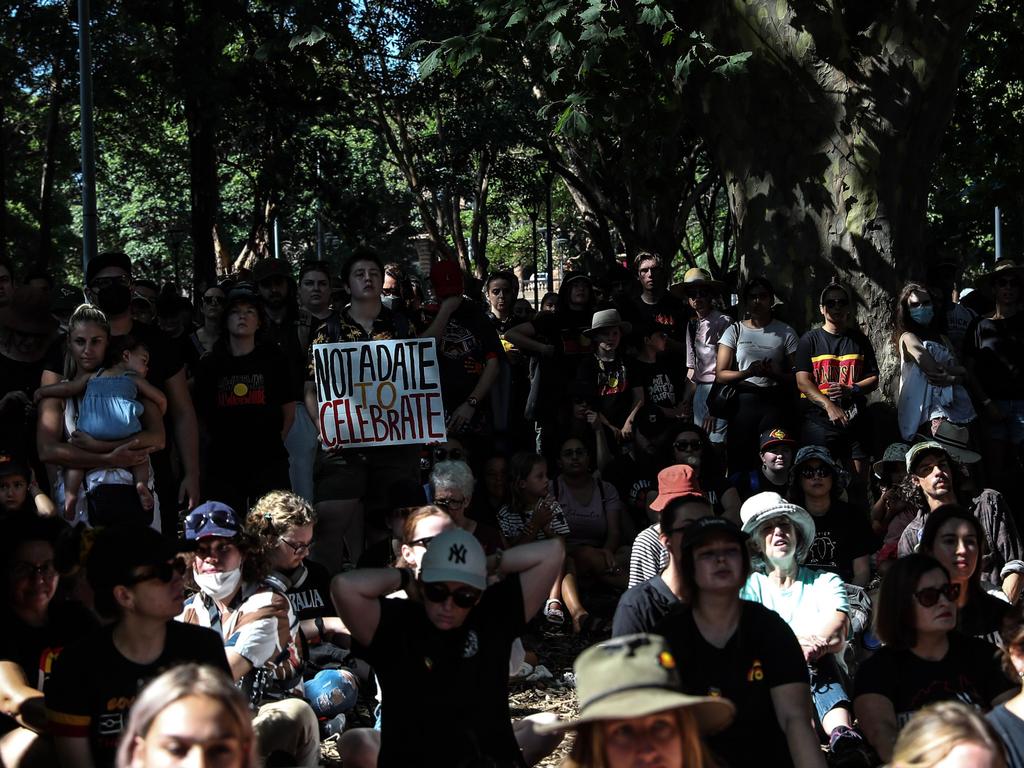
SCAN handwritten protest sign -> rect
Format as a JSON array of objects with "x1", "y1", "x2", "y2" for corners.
[{"x1": 312, "y1": 338, "x2": 447, "y2": 449}]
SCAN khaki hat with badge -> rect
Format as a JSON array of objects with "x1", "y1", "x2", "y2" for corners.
[
  {"x1": 671, "y1": 267, "x2": 725, "y2": 298},
  {"x1": 536, "y1": 633, "x2": 735, "y2": 735}
]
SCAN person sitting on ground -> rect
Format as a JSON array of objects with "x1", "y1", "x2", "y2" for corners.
[
  {"x1": 870, "y1": 442, "x2": 915, "y2": 567},
  {"x1": 898, "y1": 438, "x2": 1024, "y2": 602},
  {"x1": 540, "y1": 633, "x2": 735, "y2": 768},
  {"x1": 0, "y1": 516, "x2": 95, "y2": 768},
  {"x1": 0, "y1": 452, "x2": 55, "y2": 519},
  {"x1": 854, "y1": 553, "x2": 1014, "y2": 763},
  {"x1": 729, "y1": 427, "x2": 796, "y2": 501},
  {"x1": 612, "y1": 466, "x2": 711, "y2": 636},
  {"x1": 664, "y1": 422, "x2": 741, "y2": 524},
  {"x1": 627, "y1": 489, "x2": 665, "y2": 589},
  {"x1": 919, "y1": 504, "x2": 1011, "y2": 645},
  {"x1": 988, "y1": 606, "x2": 1024, "y2": 768},
  {"x1": 895, "y1": 701, "x2": 1009, "y2": 768},
  {"x1": 788, "y1": 445, "x2": 873, "y2": 587},
  {"x1": 333, "y1": 528, "x2": 564, "y2": 767},
  {"x1": 430, "y1": 459, "x2": 504, "y2": 553},
  {"x1": 739, "y1": 492, "x2": 867, "y2": 759},
  {"x1": 176, "y1": 501, "x2": 319, "y2": 767},
  {"x1": 45, "y1": 525, "x2": 229, "y2": 768},
  {"x1": 35, "y1": 334, "x2": 167, "y2": 517},
  {"x1": 115, "y1": 664, "x2": 258, "y2": 768},
  {"x1": 655, "y1": 516, "x2": 826, "y2": 768}
]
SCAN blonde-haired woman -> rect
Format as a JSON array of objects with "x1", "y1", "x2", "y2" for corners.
[
  {"x1": 116, "y1": 663, "x2": 257, "y2": 768},
  {"x1": 892, "y1": 701, "x2": 1006, "y2": 768}
]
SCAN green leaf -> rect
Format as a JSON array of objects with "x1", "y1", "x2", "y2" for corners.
[
  {"x1": 418, "y1": 48, "x2": 445, "y2": 79},
  {"x1": 506, "y1": 9, "x2": 529, "y2": 27},
  {"x1": 711, "y1": 51, "x2": 752, "y2": 77},
  {"x1": 288, "y1": 25, "x2": 326, "y2": 50},
  {"x1": 555, "y1": 105, "x2": 590, "y2": 136},
  {"x1": 543, "y1": 4, "x2": 570, "y2": 25},
  {"x1": 638, "y1": 5, "x2": 668, "y2": 29},
  {"x1": 579, "y1": 2, "x2": 605, "y2": 24},
  {"x1": 549, "y1": 29, "x2": 571, "y2": 56},
  {"x1": 661, "y1": 29, "x2": 676, "y2": 46},
  {"x1": 579, "y1": 24, "x2": 607, "y2": 44}
]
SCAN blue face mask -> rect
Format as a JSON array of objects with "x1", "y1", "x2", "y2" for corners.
[{"x1": 909, "y1": 305, "x2": 934, "y2": 325}]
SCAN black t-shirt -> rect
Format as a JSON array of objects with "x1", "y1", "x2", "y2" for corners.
[
  {"x1": 45, "y1": 621, "x2": 230, "y2": 768},
  {"x1": 655, "y1": 601, "x2": 808, "y2": 768},
  {"x1": 0, "y1": 601, "x2": 98, "y2": 693},
  {"x1": 854, "y1": 632, "x2": 1013, "y2": 727},
  {"x1": 575, "y1": 355, "x2": 635, "y2": 429},
  {"x1": 282, "y1": 559, "x2": 333, "y2": 622},
  {"x1": 627, "y1": 356, "x2": 685, "y2": 408},
  {"x1": 360, "y1": 575, "x2": 527, "y2": 768},
  {"x1": 630, "y1": 294, "x2": 690, "y2": 344},
  {"x1": 964, "y1": 314, "x2": 1024, "y2": 401},
  {"x1": 530, "y1": 309, "x2": 593, "y2": 413},
  {"x1": 794, "y1": 327, "x2": 878, "y2": 422},
  {"x1": 602, "y1": 453, "x2": 657, "y2": 527},
  {"x1": 804, "y1": 499, "x2": 875, "y2": 583},
  {"x1": 612, "y1": 575, "x2": 679, "y2": 637},
  {"x1": 0, "y1": 353, "x2": 47, "y2": 400},
  {"x1": 429, "y1": 302, "x2": 503, "y2": 411},
  {"x1": 193, "y1": 343, "x2": 291, "y2": 465},
  {"x1": 729, "y1": 466, "x2": 789, "y2": 501},
  {"x1": 988, "y1": 705, "x2": 1024, "y2": 768},
  {"x1": 961, "y1": 590, "x2": 1011, "y2": 645}
]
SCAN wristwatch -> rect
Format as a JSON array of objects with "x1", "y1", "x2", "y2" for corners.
[{"x1": 467, "y1": 396, "x2": 479, "y2": 408}]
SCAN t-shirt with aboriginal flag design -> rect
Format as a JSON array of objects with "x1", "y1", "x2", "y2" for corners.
[
  {"x1": 45, "y1": 622, "x2": 229, "y2": 768},
  {"x1": 795, "y1": 327, "x2": 878, "y2": 422}
]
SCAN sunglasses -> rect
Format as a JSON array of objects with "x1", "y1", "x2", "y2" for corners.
[
  {"x1": 185, "y1": 509, "x2": 238, "y2": 536},
  {"x1": 409, "y1": 536, "x2": 435, "y2": 549},
  {"x1": 914, "y1": 582, "x2": 960, "y2": 607},
  {"x1": 127, "y1": 558, "x2": 186, "y2": 586},
  {"x1": 687, "y1": 289, "x2": 711, "y2": 299},
  {"x1": 799, "y1": 466, "x2": 831, "y2": 479},
  {"x1": 280, "y1": 538, "x2": 311, "y2": 555},
  {"x1": 434, "y1": 447, "x2": 464, "y2": 462},
  {"x1": 421, "y1": 581, "x2": 481, "y2": 608},
  {"x1": 673, "y1": 440, "x2": 702, "y2": 452},
  {"x1": 823, "y1": 298, "x2": 850, "y2": 309},
  {"x1": 434, "y1": 497, "x2": 467, "y2": 511}
]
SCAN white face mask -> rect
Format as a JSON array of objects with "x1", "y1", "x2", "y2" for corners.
[{"x1": 194, "y1": 568, "x2": 242, "y2": 601}]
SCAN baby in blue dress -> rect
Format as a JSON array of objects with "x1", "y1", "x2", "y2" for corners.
[{"x1": 36, "y1": 335, "x2": 167, "y2": 518}]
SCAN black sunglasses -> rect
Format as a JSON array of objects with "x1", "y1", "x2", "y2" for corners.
[
  {"x1": 434, "y1": 447, "x2": 464, "y2": 462},
  {"x1": 914, "y1": 583, "x2": 960, "y2": 608},
  {"x1": 409, "y1": 536, "x2": 435, "y2": 549},
  {"x1": 823, "y1": 298, "x2": 850, "y2": 309},
  {"x1": 673, "y1": 440, "x2": 702, "y2": 452},
  {"x1": 185, "y1": 508, "x2": 237, "y2": 535},
  {"x1": 127, "y1": 558, "x2": 186, "y2": 586},
  {"x1": 799, "y1": 466, "x2": 831, "y2": 479},
  {"x1": 421, "y1": 581, "x2": 481, "y2": 608}
]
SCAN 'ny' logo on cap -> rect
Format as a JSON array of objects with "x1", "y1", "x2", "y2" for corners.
[{"x1": 449, "y1": 544, "x2": 468, "y2": 564}]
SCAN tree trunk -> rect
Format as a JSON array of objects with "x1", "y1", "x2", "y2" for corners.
[
  {"x1": 36, "y1": 55, "x2": 63, "y2": 271},
  {"x1": 696, "y1": 0, "x2": 979, "y2": 383},
  {"x1": 0, "y1": 91, "x2": 7, "y2": 262}
]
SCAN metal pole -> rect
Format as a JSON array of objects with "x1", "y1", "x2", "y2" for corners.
[
  {"x1": 545, "y1": 172, "x2": 553, "y2": 293},
  {"x1": 273, "y1": 218, "x2": 281, "y2": 260},
  {"x1": 316, "y1": 150, "x2": 324, "y2": 260},
  {"x1": 78, "y1": 0, "x2": 98, "y2": 273},
  {"x1": 530, "y1": 212, "x2": 538, "y2": 309},
  {"x1": 995, "y1": 206, "x2": 1003, "y2": 262}
]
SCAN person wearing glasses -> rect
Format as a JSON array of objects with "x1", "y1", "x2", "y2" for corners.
[
  {"x1": 665, "y1": 423, "x2": 741, "y2": 524},
  {"x1": 795, "y1": 281, "x2": 879, "y2": 483},
  {"x1": 177, "y1": 501, "x2": 319, "y2": 767},
  {"x1": 429, "y1": 460, "x2": 503, "y2": 554},
  {"x1": 45, "y1": 525, "x2": 229, "y2": 768},
  {"x1": 185, "y1": 284, "x2": 226, "y2": 374},
  {"x1": 894, "y1": 280, "x2": 976, "y2": 442},
  {"x1": 333, "y1": 527, "x2": 563, "y2": 767},
  {"x1": 854, "y1": 553, "x2": 1014, "y2": 763},
  {"x1": 0, "y1": 516, "x2": 95, "y2": 768},
  {"x1": 716, "y1": 276, "x2": 800, "y2": 474}
]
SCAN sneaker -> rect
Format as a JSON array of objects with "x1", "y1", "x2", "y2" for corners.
[
  {"x1": 828, "y1": 725, "x2": 863, "y2": 754},
  {"x1": 828, "y1": 726, "x2": 874, "y2": 768}
]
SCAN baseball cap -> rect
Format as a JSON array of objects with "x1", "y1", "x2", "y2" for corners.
[
  {"x1": 419, "y1": 528, "x2": 486, "y2": 591},
  {"x1": 906, "y1": 441, "x2": 949, "y2": 473},
  {"x1": 87, "y1": 525, "x2": 194, "y2": 607},
  {"x1": 681, "y1": 516, "x2": 749, "y2": 551},
  {"x1": 649, "y1": 465, "x2": 704, "y2": 512},
  {"x1": 759, "y1": 428, "x2": 795, "y2": 452},
  {"x1": 0, "y1": 452, "x2": 30, "y2": 480},
  {"x1": 430, "y1": 260, "x2": 464, "y2": 299},
  {"x1": 85, "y1": 251, "x2": 133, "y2": 286},
  {"x1": 184, "y1": 501, "x2": 243, "y2": 541}
]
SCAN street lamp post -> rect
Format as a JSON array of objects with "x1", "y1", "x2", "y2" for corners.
[{"x1": 78, "y1": 0, "x2": 98, "y2": 273}]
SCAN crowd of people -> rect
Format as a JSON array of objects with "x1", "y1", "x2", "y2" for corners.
[{"x1": 0, "y1": 246, "x2": 1023, "y2": 767}]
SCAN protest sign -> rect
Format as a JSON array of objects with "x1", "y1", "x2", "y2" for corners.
[{"x1": 312, "y1": 338, "x2": 447, "y2": 448}]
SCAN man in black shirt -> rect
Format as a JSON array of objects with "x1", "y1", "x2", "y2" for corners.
[{"x1": 630, "y1": 252, "x2": 689, "y2": 350}]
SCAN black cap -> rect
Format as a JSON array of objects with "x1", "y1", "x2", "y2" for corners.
[
  {"x1": 0, "y1": 451, "x2": 30, "y2": 479},
  {"x1": 251, "y1": 258, "x2": 292, "y2": 284},
  {"x1": 85, "y1": 252, "x2": 133, "y2": 286},
  {"x1": 681, "y1": 516, "x2": 749, "y2": 550},
  {"x1": 86, "y1": 526, "x2": 194, "y2": 605}
]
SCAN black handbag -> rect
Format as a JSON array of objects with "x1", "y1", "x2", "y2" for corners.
[{"x1": 706, "y1": 380, "x2": 741, "y2": 420}]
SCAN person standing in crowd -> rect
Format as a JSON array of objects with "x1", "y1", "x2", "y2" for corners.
[
  {"x1": 795, "y1": 281, "x2": 879, "y2": 481},
  {"x1": 898, "y1": 439, "x2": 1024, "y2": 602},
  {"x1": 739, "y1": 492, "x2": 867, "y2": 759},
  {"x1": 115, "y1": 664, "x2": 258, "y2": 768},
  {"x1": 681, "y1": 267, "x2": 732, "y2": 444},
  {"x1": 42, "y1": 252, "x2": 201, "y2": 522},
  {"x1": 854, "y1": 553, "x2": 1013, "y2": 763},
  {"x1": 989, "y1": 610, "x2": 1024, "y2": 767},
  {"x1": 576, "y1": 309, "x2": 643, "y2": 445},
  {"x1": 429, "y1": 459, "x2": 504, "y2": 553},
  {"x1": 45, "y1": 525, "x2": 229, "y2": 768},
  {"x1": 894, "y1": 281, "x2": 976, "y2": 441},
  {"x1": 628, "y1": 320, "x2": 689, "y2": 420},
  {"x1": 613, "y1": 466, "x2": 711, "y2": 635},
  {"x1": 927, "y1": 252, "x2": 978, "y2": 355},
  {"x1": 730, "y1": 427, "x2": 796, "y2": 500},
  {"x1": 655, "y1": 516, "x2": 826, "y2": 768},
  {"x1": 539, "y1": 633, "x2": 735, "y2": 768},
  {"x1": 716, "y1": 276, "x2": 799, "y2": 473},
  {"x1": 0, "y1": 516, "x2": 96, "y2": 768},
  {"x1": 332, "y1": 528, "x2": 564, "y2": 767},
  {"x1": 964, "y1": 259, "x2": 1024, "y2": 490},
  {"x1": 0, "y1": 257, "x2": 14, "y2": 307},
  {"x1": 919, "y1": 505, "x2": 1010, "y2": 644},
  {"x1": 192, "y1": 286, "x2": 293, "y2": 514},
  {"x1": 185, "y1": 283, "x2": 226, "y2": 372},
  {"x1": 896, "y1": 702, "x2": 1008, "y2": 768},
  {"x1": 630, "y1": 252, "x2": 689, "y2": 348},
  {"x1": 483, "y1": 270, "x2": 532, "y2": 452},
  {"x1": 177, "y1": 502, "x2": 320, "y2": 766}
]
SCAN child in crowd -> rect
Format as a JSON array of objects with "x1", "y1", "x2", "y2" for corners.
[
  {"x1": 576, "y1": 309, "x2": 644, "y2": 443},
  {"x1": 34, "y1": 334, "x2": 167, "y2": 516},
  {"x1": 0, "y1": 452, "x2": 56, "y2": 518}
]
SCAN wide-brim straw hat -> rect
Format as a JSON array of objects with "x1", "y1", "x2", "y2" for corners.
[
  {"x1": 536, "y1": 634, "x2": 735, "y2": 735},
  {"x1": 979, "y1": 260, "x2": 1024, "y2": 288},
  {"x1": 583, "y1": 308, "x2": 632, "y2": 337},
  {"x1": 740, "y1": 492, "x2": 817, "y2": 564},
  {"x1": 670, "y1": 267, "x2": 725, "y2": 298}
]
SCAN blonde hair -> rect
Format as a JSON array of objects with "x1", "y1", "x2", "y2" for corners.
[
  {"x1": 247, "y1": 490, "x2": 316, "y2": 549},
  {"x1": 561, "y1": 708, "x2": 715, "y2": 768},
  {"x1": 115, "y1": 664, "x2": 256, "y2": 768},
  {"x1": 891, "y1": 701, "x2": 1006, "y2": 768},
  {"x1": 65, "y1": 303, "x2": 110, "y2": 378}
]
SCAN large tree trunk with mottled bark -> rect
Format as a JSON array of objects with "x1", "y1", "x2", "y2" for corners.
[{"x1": 694, "y1": 0, "x2": 978, "y2": 383}]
